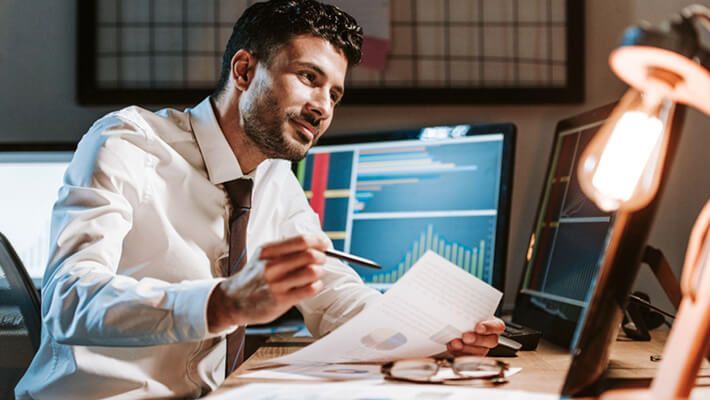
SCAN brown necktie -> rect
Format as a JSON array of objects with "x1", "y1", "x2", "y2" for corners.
[{"x1": 223, "y1": 178, "x2": 253, "y2": 377}]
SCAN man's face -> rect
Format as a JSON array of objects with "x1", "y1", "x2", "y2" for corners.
[{"x1": 240, "y1": 35, "x2": 348, "y2": 161}]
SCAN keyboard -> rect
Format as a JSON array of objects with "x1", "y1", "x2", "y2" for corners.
[{"x1": 0, "y1": 310, "x2": 24, "y2": 330}]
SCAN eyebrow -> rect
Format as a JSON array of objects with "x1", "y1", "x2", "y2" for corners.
[{"x1": 296, "y1": 61, "x2": 345, "y2": 99}]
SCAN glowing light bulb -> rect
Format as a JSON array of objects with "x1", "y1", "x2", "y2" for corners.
[
  {"x1": 577, "y1": 89, "x2": 673, "y2": 212},
  {"x1": 591, "y1": 111, "x2": 663, "y2": 203}
]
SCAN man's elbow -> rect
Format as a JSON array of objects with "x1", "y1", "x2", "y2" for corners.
[{"x1": 41, "y1": 275, "x2": 103, "y2": 345}]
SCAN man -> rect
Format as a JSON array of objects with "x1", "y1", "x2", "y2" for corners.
[{"x1": 16, "y1": 1, "x2": 504, "y2": 398}]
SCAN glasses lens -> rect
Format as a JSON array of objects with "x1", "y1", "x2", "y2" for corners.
[
  {"x1": 452, "y1": 356, "x2": 502, "y2": 378},
  {"x1": 390, "y1": 359, "x2": 438, "y2": 380}
]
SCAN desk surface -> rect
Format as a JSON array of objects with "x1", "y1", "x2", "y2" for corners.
[{"x1": 210, "y1": 329, "x2": 710, "y2": 398}]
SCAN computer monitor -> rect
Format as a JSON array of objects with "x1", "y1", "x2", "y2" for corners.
[
  {"x1": 0, "y1": 144, "x2": 75, "y2": 286},
  {"x1": 512, "y1": 103, "x2": 617, "y2": 347},
  {"x1": 560, "y1": 102, "x2": 685, "y2": 397},
  {"x1": 295, "y1": 124, "x2": 515, "y2": 293}
]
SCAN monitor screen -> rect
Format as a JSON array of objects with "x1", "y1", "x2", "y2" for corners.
[
  {"x1": 0, "y1": 144, "x2": 74, "y2": 285},
  {"x1": 560, "y1": 101, "x2": 684, "y2": 397},
  {"x1": 295, "y1": 124, "x2": 515, "y2": 292},
  {"x1": 513, "y1": 104, "x2": 617, "y2": 346}
]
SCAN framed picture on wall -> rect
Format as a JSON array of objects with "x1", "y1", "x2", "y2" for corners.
[{"x1": 77, "y1": 0, "x2": 584, "y2": 105}]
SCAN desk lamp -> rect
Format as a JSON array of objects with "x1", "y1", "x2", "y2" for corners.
[{"x1": 576, "y1": 5, "x2": 710, "y2": 399}]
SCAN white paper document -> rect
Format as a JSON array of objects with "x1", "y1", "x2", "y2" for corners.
[
  {"x1": 271, "y1": 251, "x2": 503, "y2": 365},
  {"x1": 209, "y1": 382, "x2": 558, "y2": 400}
]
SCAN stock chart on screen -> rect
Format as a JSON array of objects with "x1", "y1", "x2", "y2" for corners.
[
  {"x1": 519, "y1": 122, "x2": 614, "y2": 312},
  {"x1": 296, "y1": 127, "x2": 511, "y2": 290}
]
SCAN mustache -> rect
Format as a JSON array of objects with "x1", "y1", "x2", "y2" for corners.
[{"x1": 288, "y1": 112, "x2": 320, "y2": 135}]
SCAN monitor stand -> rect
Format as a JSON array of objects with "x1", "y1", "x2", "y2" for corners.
[
  {"x1": 621, "y1": 245, "x2": 681, "y2": 341},
  {"x1": 640, "y1": 245, "x2": 681, "y2": 309},
  {"x1": 600, "y1": 245, "x2": 710, "y2": 399}
]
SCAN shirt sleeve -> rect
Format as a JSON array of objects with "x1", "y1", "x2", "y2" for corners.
[
  {"x1": 41, "y1": 114, "x2": 227, "y2": 347},
  {"x1": 277, "y1": 167, "x2": 381, "y2": 337}
]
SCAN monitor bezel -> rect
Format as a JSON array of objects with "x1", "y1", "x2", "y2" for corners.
[
  {"x1": 300, "y1": 123, "x2": 516, "y2": 296},
  {"x1": 512, "y1": 102, "x2": 618, "y2": 347},
  {"x1": 0, "y1": 143, "x2": 76, "y2": 153}
]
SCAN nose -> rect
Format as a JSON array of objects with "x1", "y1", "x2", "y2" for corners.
[{"x1": 305, "y1": 88, "x2": 332, "y2": 123}]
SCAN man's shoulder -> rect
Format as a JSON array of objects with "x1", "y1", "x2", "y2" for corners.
[
  {"x1": 259, "y1": 159, "x2": 311, "y2": 203},
  {"x1": 260, "y1": 159, "x2": 299, "y2": 183},
  {"x1": 89, "y1": 105, "x2": 193, "y2": 144}
]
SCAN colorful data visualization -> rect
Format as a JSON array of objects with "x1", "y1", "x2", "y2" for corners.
[{"x1": 297, "y1": 134, "x2": 504, "y2": 288}]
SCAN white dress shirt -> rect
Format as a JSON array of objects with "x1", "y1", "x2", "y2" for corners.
[{"x1": 15, "y1": 98, "x2": 379, "y2": 399}]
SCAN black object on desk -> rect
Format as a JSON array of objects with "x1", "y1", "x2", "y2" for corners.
[
  {"x1": 487, "y1": 321, "x2": 541, "y2": 357},
  {"x1": 488, "y1": 336, "x2": 521, "y2": 357},
  {"x1": 502, "y1": 320, "x2": 542, "y2": 351}
]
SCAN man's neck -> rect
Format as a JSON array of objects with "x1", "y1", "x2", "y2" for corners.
[{"x1": 210, "y1": 94, "x2": 265, "y2": 175}]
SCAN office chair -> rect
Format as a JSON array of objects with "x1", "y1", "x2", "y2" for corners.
[{"x1": 0, "y1": 232, "x2": 41, "y2": 399}]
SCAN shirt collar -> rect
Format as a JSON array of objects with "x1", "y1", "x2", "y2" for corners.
[{"x1": 188, "y1": 97, "x2": 253, "y2": 184}]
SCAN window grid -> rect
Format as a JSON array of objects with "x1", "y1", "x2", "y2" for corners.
[{"x1": 81, "y1": 0, "x2": 583, "y2": 105}]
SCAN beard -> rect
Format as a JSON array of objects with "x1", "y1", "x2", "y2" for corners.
[{"x1": 241, "y1": 80, "x2": 318, "y2": 161}]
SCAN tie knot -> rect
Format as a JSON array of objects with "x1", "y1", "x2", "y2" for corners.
[{"x1": 223, "y1": 178, "x2": 253, "y2": 209}]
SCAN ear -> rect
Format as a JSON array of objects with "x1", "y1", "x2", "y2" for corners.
[{"x1": 230, "y1": 49, "x2": 256, "y2": 92}]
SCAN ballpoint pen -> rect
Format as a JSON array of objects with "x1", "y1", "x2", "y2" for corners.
[{"x1": 324, "y1": 248, "x2": 382, "y2": 269}]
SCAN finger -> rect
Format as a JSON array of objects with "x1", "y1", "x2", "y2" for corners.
[
  {"x1": 269, "y1": 264, "x2": 324, "y2": 293},
  {"x1": 447, "y1": 343, "x2": 490, "y2": 357},
  {"x1": 462, "y1": 332, "x2": 499, "y2": 349},
  {"x1": 462, "y1": 331, "x2": 477, "y2": 344},
  {"x1": 475, "y1": 318, "x2": 505, "y2": 335},
  {"x1": 279, "y1": 280, "x2": 323, "y2": 303},
  {"x1": 448, "y1": 338, "x2": 464, "y2": 351},
  {"x1": 263, "y1": 249, "x2": 326, "y2": 281},
  {"x1": 260, "y1": 235, "x2": 329, "y2": 259}
]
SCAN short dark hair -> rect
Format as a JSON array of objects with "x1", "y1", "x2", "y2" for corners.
[{"x1": 213, "y1": 0, "x2": 363, "y2": 98}]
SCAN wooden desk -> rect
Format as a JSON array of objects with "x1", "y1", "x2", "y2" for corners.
[{"x1": 210, "y1": 329, "x2": 710, "y2": 398}]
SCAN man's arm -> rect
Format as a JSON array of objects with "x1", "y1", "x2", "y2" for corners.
[
  {"x1": 277, "y1": 170, "x2": 381, "y2": 337},
  {"x1": 207, "y1": 235, "x2": 330, "y2": 332},
  {"x1": 275, "y1": 164, "x2": 502, "y2": 347},
  {"x1": 42, "y1": 116, "x2": 222, "y2": 347}
]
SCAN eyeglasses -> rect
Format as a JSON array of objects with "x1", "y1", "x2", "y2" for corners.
[{"x1": 381, "y1": 356, "x2": 509, "y2": 385}]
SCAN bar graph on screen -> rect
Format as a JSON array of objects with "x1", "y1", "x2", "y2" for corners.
[
  {"x1": 353, "y1": 143, "x2": 500, "y2": 214},
  {"x1": 368, "y1": 225, "x2": 489, "y2": 284},
  {"x1": 298, "y1": 151, "x2": 355, "y2": 251},
  {"x1": 295, "y1": 127, "x2": 512, "y2": 290},
  {"x1": 350, "y1": 214, "x2": 496, "y2": 287}
]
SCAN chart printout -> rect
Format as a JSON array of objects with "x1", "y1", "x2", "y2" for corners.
[{"x1": 269, "y1": 251, "x2": 502, "y2": 365}]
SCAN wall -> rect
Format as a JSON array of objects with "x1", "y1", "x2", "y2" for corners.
[{"x1": 0, "y1": 0, "x2": 708, "y2": 311}]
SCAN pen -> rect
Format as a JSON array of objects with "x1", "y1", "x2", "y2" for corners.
[{"x1": 324, "y1": 248, "x2": 382, "y2": 269}]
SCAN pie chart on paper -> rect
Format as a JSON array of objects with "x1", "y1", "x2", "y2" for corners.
[{"x1": 360, "y1": 328, "x2": 408, "y2": 351}]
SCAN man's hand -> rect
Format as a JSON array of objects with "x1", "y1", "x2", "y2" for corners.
[
  {"x1": 446, "y1": 317, "x2": 505, "y2": 356},
  {"x1": 207, "y1": 235, "x2": 329, "y2": 332}
]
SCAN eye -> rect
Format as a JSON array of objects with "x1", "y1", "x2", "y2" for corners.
[{"x1": 300, "y1": 71, "x2": 317, "y2": 83}]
